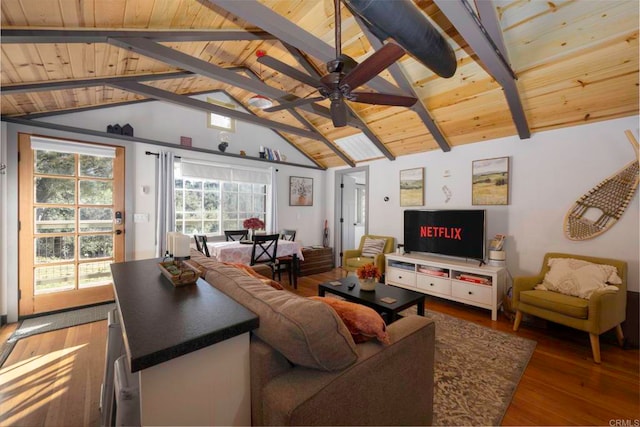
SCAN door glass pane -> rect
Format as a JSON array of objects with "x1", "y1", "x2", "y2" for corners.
[
  {"x1": 79, "y1": 235, "x2": 113, "y2": 260},
  {"x1": 79, "y1": 261, "x2": 112, "y2": 288},
  {"x1": 79, "y1": 180, "x2": 113, "y2": 205},
  {"x1": 35, "y1": 236, "x2": 75, "y2": 263},
  {"x1": 35, "y1": 207, "x2": 75, "y2": 233},
  {"x1": 35, "y1": 177, "x2": 75, "y2": 204},
  {"x1": 34, "y1": 150, "x2": 75, "y2": 176},
  {"x1": 35, "y1": 264, "x2": 75, "y2": 294},
  {"x1": 79, "y1": 155, "x2": 113, "y2": 178},
  {"x1": 80, "y1": 208, "x2": 113, "y2": 232}
]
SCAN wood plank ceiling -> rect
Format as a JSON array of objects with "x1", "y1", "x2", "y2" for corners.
[{"x1": 1, "y1": 0, "x2": 638, "y2": 168}]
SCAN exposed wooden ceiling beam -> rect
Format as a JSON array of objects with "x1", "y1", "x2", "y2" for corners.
[
  {"x1": 0, "y1": 71, "x2": 193, "y2": 94},
  {"x1": 109, "y1": 81, "x2": 325, "y2": 141},
  {"x1": 0, "y1": 28, "x2": 275, "y2": 44},
  {"x1": 283, "y1": 44, "x2": 395, "y2": 161},
  {"x1": 354, "y1": 16, "x2": 451, "y2": 153},
  {"x1": 107, "y1": 37, "x2": 361, "y2": 128},
  {"x1": 433, "y1": 0, "x2": 530, "y2": 139},
  {"x1": 206, "y1": 0, "x2": 404, "y2": 97}
]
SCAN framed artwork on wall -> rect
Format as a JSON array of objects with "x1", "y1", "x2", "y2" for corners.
[
  {"x1": 290, "y1": 176, "x2": 313, "y2": 206},
  {"x1": 400, "y1": 168, "x2": 425, "y2": 206},
  {"x1": 472, "y1": 156, "x2": 510, "y2": 205}
]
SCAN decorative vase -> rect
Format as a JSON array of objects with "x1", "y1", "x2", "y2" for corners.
[{"x1": 359, "y1": 278, "x2": 377, "y2": 291}]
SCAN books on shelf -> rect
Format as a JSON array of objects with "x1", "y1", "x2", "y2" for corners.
[
  {"x1": 455, "y1": 273, "x2": 491, "y2": 285},
  {"x1": 417, "y1": 266, "x2": 449, "y2": 277}
]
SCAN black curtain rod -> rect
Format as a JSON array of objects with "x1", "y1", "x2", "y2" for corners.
[{"x1": 145, "y1": 151, "x2": 181, "y2": 159}]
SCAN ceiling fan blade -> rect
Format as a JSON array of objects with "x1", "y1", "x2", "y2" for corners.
[
  {"x1": 350, "y1": 92, "x2": 417, "y2": 107},
  {"x1": 264, "y1": 96, "x2": 325, "y2": 113},
  {"x1": 339, "y1": 43, "x2": 407, "y2": 91},
  {"x1": 330, "y1": 99, "x2": 348, "y2": 127},
  {"x1": 257, "y1": 55, "x2": 323, "y2": 89}
]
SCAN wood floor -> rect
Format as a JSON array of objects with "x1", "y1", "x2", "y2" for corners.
[{"x1": 1, "y1": 268, "x2": 638, "y2": 426}]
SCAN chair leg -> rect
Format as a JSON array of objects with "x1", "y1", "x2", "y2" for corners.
[
  {"x1": 615, "y1": 324, "x2": 625, "y2": 347},
  {"x1": 513, "y1": 310, "x2": 523, "y2": 331},
  {"x1": 589, "y1": 333, "x2": 601, "y2": 364}
]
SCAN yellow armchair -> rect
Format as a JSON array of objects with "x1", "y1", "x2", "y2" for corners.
[
  {"x1": 342, "y1": 235, "x2": 395, "y2": 275},
  {"x1": 512, "y1": 252, "x2": 627, "y2": 363}
]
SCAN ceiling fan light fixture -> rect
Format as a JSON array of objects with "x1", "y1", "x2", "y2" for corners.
[{"x1": 248, "y1": 94, "x2": 273, "y2": 109}]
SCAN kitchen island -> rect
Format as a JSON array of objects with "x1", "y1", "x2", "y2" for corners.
[{"x1": 110, "y1": 258, "x2": 259, "y2": 426}]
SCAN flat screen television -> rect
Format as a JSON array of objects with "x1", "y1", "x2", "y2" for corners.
[{"x1": 403, "y1": 209, "x2": 486, "y2": 261}]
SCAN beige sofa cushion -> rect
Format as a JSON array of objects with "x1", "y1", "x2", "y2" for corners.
[{"x1": 205, "y1": 265, "x2": 358, "y2": 371}]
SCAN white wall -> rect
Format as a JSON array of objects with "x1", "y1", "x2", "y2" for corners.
[
  {"x1": 39, "y1": 92, "x2": 312, "y2": 165},
  {"x1": 327, "y1": 116, "x2": 639, "y2": 292}
]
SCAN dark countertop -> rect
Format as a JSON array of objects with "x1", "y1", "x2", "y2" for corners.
[{"x1": 110, "y1": 258, "x2": 259, "y2": 372}]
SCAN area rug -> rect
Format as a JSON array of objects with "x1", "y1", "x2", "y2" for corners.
[
  {"x1": 419, "y1": 309, "x2": 536, "y2": 426},
  {"x1": 0, "y1": 303, "x2": 115, "y2": 367}
]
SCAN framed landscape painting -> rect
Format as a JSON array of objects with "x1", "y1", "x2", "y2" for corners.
[
  {"x1": 472, "y1": 157, "x2": 510, "y2": 205},
  {"x1": 290, "y1": 176, "x2": 313, "y2": 206},
  {"x1": 400, "y1": 168, "x2": 424, "y2": 207}
]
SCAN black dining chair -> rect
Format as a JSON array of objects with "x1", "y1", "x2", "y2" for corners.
[
  {"x1": 225, "y1": 230, "x2": 249, "y2": 241},
  {"x1": 277, "y1": 229, "x2": 298, "y2": 287},
  {"x1": 193, "y1": 234, "x2": 211, "y2": 257},
  {"x1": 250, "y1": 234, "x2": 281, "y2": 280},
  {"x1": 280, "y1": 229, "x2": 297, "y2": 241}
]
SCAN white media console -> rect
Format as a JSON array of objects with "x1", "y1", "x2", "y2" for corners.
[{"x1": 385, "y1": 252, "x2": 506, "y2": 320}]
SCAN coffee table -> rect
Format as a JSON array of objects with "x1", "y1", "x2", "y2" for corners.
[{"x1": 318, "y1": 276, "x2": 425, "y2": 323}]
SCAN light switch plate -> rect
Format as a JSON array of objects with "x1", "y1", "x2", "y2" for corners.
[{"x1": 134, "y1": 213, "x2": 149, "y2": 223}]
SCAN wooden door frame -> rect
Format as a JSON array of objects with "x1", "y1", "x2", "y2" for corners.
[{"x1": 18, "y1": 133, "x2": 125, "y2": 316}]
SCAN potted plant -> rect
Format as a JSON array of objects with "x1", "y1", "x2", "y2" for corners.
[{"x1": 356, "y1": 263, "x2": 381, "y2": 291}]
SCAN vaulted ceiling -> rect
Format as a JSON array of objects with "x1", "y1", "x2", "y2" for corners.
[{"x1": 1, "y1": 0, "x2": 638, "y2": 169}]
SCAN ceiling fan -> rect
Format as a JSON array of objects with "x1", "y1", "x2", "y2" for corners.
[{"x1": 257, "y1": 0, "x2": 417, "y2": 127}]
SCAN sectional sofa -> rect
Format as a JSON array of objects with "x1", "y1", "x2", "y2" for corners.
[{"x1": 188, "y1": 249, "x2": 436, "y2": 426}]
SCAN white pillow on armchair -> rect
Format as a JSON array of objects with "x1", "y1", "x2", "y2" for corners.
[{"x1": 535, "y1": 258, "x2": 621, "y2": 299}]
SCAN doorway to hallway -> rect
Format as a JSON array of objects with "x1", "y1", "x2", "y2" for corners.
[{"x1": 334, "y1": 166, "x2": 369, "y2": 268}]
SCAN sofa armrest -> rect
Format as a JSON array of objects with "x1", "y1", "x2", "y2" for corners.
[
  {"x1": 260, "y1": 315, "x2": 435, "y2": 426},
  {"x1": 588, "y1": 287, "x2": 627, "y2": 333},
  {"x1": 512, "y1": 274, "x2": 544, "y2": 309}
]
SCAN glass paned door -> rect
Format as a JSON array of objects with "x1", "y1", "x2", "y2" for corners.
[{"x1": 19, "y1": 134, "x2": 125, "y2": 315}]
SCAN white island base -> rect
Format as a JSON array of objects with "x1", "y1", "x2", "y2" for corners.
[{"x1": 139, "y1": 332, "x2": 251, "y2": 426}]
